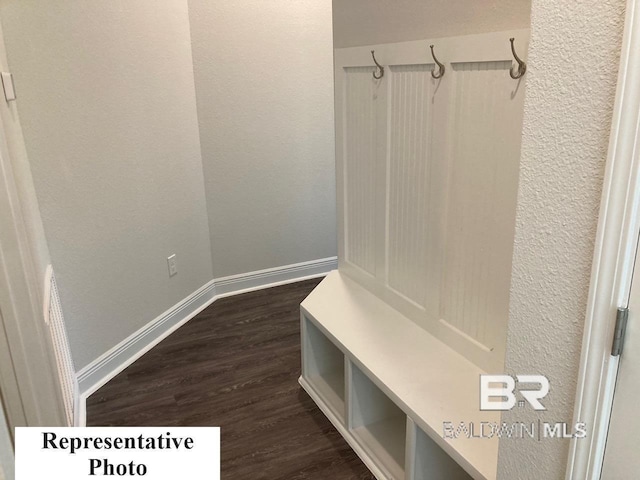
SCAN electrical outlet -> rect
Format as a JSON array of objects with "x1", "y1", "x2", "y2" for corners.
[{"x1": 167, "y1": 254, "x2": 177, "y2": 277}]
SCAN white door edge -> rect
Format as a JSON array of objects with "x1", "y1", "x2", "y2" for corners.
[
  {"x1": 0, "y1": 21, "x2": 67, "y2": 427},
  {"x1": 566, "y1": 0, "x2": 640, "y2": 478}
]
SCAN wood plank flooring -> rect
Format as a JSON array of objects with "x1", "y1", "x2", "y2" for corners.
[{"x1": 87, "y1": 278, "x2": 374, "y2": 479}]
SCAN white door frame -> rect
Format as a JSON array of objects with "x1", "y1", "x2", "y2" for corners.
[
  {"x1": 566, "y1": 0, "x2": 640, "y2": 477},
  {"x1": 0, "y1": 110, "x2": 67, "y2": 429},
  {"x1": 0, "y1": 391, "x2": 14, "y2": 480},
  {"x1": 0, "y1": 21, "x2": 67, "y2": 427}
]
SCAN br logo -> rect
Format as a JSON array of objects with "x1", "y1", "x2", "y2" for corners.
[{"x1": 479, "y1": 375, "x2": 549, "y2": 411}]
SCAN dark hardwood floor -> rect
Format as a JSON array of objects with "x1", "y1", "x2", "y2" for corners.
[{"x1": 87, "y1": 278, "x2": 373, "y2": 479}]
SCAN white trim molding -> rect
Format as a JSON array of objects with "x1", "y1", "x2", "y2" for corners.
[
  {"x1": 76, "y1": 256, "x2": 337, "y2": 425},
  {"x1": 0, "y1": 44, "x2": 68, "y2": 427},
  {"x1": 77, "y1": 279, "x2": 218, "y2": 398},
  {"x1": 567, "y1": 0, "x2": 640, "y2": 477},
  {"x1": 214, "y1": 257, "x2": 338, "y2": 297}
]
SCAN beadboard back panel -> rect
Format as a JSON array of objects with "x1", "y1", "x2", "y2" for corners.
[
  {"x1": 386, "y1": 64, "x2": 445, "y2": 319},
  {"x1": 343, "y1": 67, "x2": 379, "y2": 276},
  {"x1": 335, "y1": 30, "x2": 529, "y2": 372}
]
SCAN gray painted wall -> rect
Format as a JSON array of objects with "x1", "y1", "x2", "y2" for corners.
[
  {"x1": 0, "y1": 0, "x2": 214, "y2": 370},
  {"x1": 0, "y1": 1, "x2": 628, "y2": 476},
  {"x1": 498, "y1": 0, "x2": 625, "y2": 478},
  {"x1": 188, "y1": 0, "x2": 337, "y2": 278},
  {"x1": 0, "y1": 0, "x2": 336, "y2": 370},
  {"x1": 333, "y1": 0, "x2": 531, "y2": 48}
]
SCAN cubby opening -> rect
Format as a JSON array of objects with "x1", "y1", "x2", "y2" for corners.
[
  {"x1": 349, "y1": 362, "x2": 407, "y2": 480},
  {"x1": 302, "y1": 316, "x2": 346, "y2": 421},
  {"x1": 412, "y1": 422, "x2": 472, "y2": 480}
]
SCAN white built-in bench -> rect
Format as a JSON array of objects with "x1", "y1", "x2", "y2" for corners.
[{"x1": 299, "y1": 271, "x2": 499, "y2": 480}]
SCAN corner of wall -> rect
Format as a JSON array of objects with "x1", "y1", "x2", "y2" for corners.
[{"x1": 497, "y1": 0, "x2": 626, "y2": 478}]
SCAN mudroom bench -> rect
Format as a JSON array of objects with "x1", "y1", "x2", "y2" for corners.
[{"x1": 299, "y1": 271, "x2": 500, "y2": 480}]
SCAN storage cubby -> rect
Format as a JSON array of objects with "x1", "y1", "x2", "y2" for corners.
[
  {"x1": 349, "y1": 362, "x2": 407, "y2": 480},
  {"x1": 408, "y1": 419, "x2": 472, "y2": 480},
  {"x1": 301, "y1": 316, "x2": 346, "y2": 422},
  {"x1": 299, "y1": 272, "x2": 500, "y2": 479}
]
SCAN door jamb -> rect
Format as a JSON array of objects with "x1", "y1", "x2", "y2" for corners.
[
  {"x1": 566, "y1": 0, "x2": 640, "y2": 477},
  {"x1": 0, "y1": 22, "x2": 67, "y2": 427},
  {"x1": 0, "y1": 110, "x2": 67, "y2": 429}
]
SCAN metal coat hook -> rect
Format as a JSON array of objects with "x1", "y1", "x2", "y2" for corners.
[
  {"x1": 371, "y1": 50, "x2": 384, "y2": 80},
  {"x1": 430, "y1": 45, "x2": 445, "y2": 79},
  {"x1": 509, "y1": 38, "x2": 527, "y2": 79}
]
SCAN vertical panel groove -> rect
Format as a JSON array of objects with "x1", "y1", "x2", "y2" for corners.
[
  {"x1": 344, "y1": 67, "x2": 377, "y2": 274},
  {"x1": 441, "y1": 60, "x2": 519, "y2": 349},
  {"x1": 339, "y1": 43, "x2": 525, "y2": 370},
  {"x1": 386, "y1": 65, "x2": 437, "y2": 309}
]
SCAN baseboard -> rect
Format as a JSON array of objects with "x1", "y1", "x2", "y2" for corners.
[
  {"x1": 76, "y1": 256, "x2": 337, "y2": 425},
  {"x1": 76, "y1": 278, "x2": 219, "y2": 419},
  {"x1": 214, "y1": 257, "x2": 338, "y2": 297}
]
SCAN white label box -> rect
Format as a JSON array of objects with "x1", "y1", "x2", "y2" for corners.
[{"x1": 15, "y1": 427, "x2": 220, "y2": 479}]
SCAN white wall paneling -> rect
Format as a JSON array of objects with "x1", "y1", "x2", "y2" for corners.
[
  {"x1": 386, "y1": 64, "x2": 442, "y2": 314},
  {"x1": 335, "y1": 30, "x2": 529, "y2": 372},
  {"x1": 343, "y1": 67, "x2": 380, "y2": 276}
]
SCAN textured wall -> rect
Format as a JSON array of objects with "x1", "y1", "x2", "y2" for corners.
[
  {"x1": 188, "y1": 0, "x2": 337, "y2": 278},
  {"x1": 497, "y1": 1, "x2": 625, "y2": 478},
  {"x1": 0, "y1": 0, "x2": 214, "y2": 370},
  {"x1": 333, "y1": 0, "x2": 531, "y2": 48}
]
